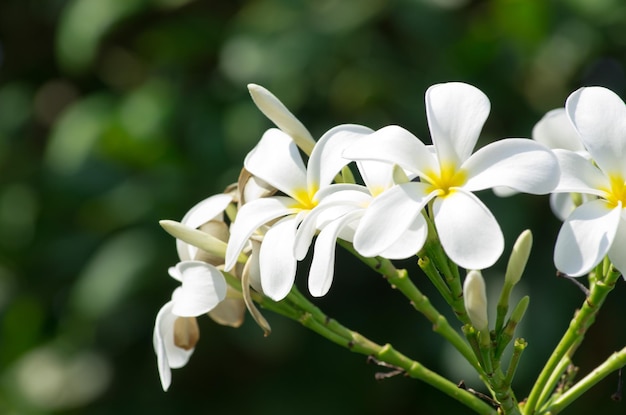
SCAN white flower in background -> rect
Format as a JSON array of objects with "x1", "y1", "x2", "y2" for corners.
[
  {"x1": 531, "y1": 108, "x2": 595, "y2": 220},
  {"x1": 224, "y1": 124, "x2": 373, "y2": 301},
  {"x1": 344, "y1": 82, "x2": 560, "y2": 269},
  {"x1": 294, "y1": 160, "x2": 427, "y2": 297},
  {"x1": 552, "y1": 86, "x2": 626, "y2": 277},
  {"x1": 153, "y1": 261, "x2": 227, "y2": 391}
]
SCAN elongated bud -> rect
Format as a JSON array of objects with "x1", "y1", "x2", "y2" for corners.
[
  {"x1": 247, "y1": 84, "x2": 315, "y2": 155},
  {"x1": 505, "y1": 296, "x2": 530, "y2": 335},
  {"x1": 464, "y1": 270, "x2": 489, "y2": 332},
  {"x1": 505, "y1": 230, "x2": 532, "y2": 286},
  {"x1": 159, "y1": 220, "x2": 247, "y2": 264}
]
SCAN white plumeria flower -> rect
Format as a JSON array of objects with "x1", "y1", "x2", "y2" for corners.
[
  {"x1": 552, "y1": 86, "x2": 626, "y2": 277},
  {"x1": 224, "y1": 124, "x2": 372, "y2": 301},
  {"x1": 531, "y1": 108, "x2": 595, "y2": 220},
  {"x1": 153, "y1": 261, "x2": 227, "y2": 391},
  {"x1": 294, "y1": 160, "x2": 427, "y2": 297},
  {"x1": 343, "y1": 82, "x2": 560, "y2": 269}
]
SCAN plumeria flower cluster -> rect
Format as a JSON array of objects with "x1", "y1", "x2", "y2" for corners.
[
  {"x1": 539, "y1": 87, "x2": 626, "y2": 277},
  {"x1": 155, "y1": 81, "x2": 626, "y2": 415}
]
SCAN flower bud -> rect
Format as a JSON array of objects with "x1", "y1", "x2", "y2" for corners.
[
  {"x1": 247, "y1": 83, "x2": 315, "y2": 155},
  {"x1": 505, "y1": 229, "x2": 532, "y2": 287},
  {"x1": 464, "y1": 270, "x2": 489, "y2": 332}
]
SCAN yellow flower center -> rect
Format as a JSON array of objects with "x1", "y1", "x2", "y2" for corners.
[
  {"x1": 424, "y1": 163, "x2": 468, "y2": 197},
  {"x1": 603, "y1": 174, "x2": 626, "y2": 208},
  {"x1": 291, "y1": 185, "x2": 319, "y2": 210}
]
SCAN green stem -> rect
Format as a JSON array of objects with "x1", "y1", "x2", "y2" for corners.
[
  {"x1": 535, "y1": 355, "x2": 571, "y2": 408},
  {"x1": 541, "y1": 346, "x2": 626, "y2": 414},
  {"x1": 282, "y1": 287, "x2": 498, "y2": 414},
  {"x1": 418, "y1": 256, "x2": 454, "y2": 305},
  {"x1": 339, "y1": 240, "x2": 483, "y2": 376},
  {"x1": 505, "y1": 339, "x2": 527, "y2": 388},
  {"x1": 523, "y1": 267, "x2": 621, "y2": 414}
]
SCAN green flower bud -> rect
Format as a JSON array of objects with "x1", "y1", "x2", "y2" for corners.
[{"x1": 505, "y1": 229, "x2": 533, "y2": 287}]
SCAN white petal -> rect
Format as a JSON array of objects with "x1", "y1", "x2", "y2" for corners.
[
  {"x1": 550, "y1": 193, "x2": 575, "y2": 221},
  {"x1": 259, "y1": 214, "x2": 302, "y2": 301},
  {"x1": 343, "y1": 125, "x2": 437, "y2": 175},
  {"x1": 171, "y1": 261, "x2": 227, "y2": 317},
  {"x1": 378, "y1": 212, "x2": 428, "y2": 259},
  {"x1": 224, "y1": 196, "x2": 296, "y2": 271},
  {"x1": 552, "y1": 149, "x2": 608, "y2": 196},
  {"x1": 463, "y1": 139, "x2": 559, "y2": 194},
  {"x1": 425, "y1": 82, "x2": 490, "y2": 166},
  {"x1": 248, "y1": 83, "x2": 316, "y2": 155},
  {"x1": 294, "y1": 185, "x2": 370, "y2": 260},
  {"x1": 554, "y1": 200, "x2": 621, "y2": 276},
  {"x1": 308, "y1": 210, "x2": 362, "y2": 297},
  {"x1": 244, "y1": 128, "x2": 307, "y2": 199},
  {"x1": 433, "y1": 190, "x2": 504, "y2": 269},
  {"x1": 153, "y1": 300, "x2": 193, "y2": 391},
  {"x1": 566, "y1": 87, "x2": 626, "y2": 177},
  {"x1": 239, "y1": 171, "x2": 275, "y2": 205},
  {"x1": 245, "y1": 239, "x2": 263, "y2": 294},
  {"x1": 532, "y1": 108, "x2": 585, "y2": 151},
  {"x1": 608, "y1": 212, "x2": 626, "y2": 277},
  {"x1": 180, "y1": 194, "x2": 232, "y2": 229},
  {"x1": 307, "y1": 124, "x2": 373, "y2": 189},
  {"x1": 353, "y1": 182, "x2": 434, "y2": 257},
  {"x1": 357, "y1": 160, "x2": 395, "y2": 195},
  {"x1": 175, "y1": 194, "x2": 232, "y2": 261}
]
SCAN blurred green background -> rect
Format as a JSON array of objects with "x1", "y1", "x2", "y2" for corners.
[{"x1": 1, "y1": 0, "x2": 625, "y2": 414}]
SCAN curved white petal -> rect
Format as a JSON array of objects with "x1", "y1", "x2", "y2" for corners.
[
  {"x1": 463, "y1": 139, "x2": 559, "y2": 194},
  {"x1": 549, "y1": 193, "x2": 598, "y2": 222},
  {"x1": 313, "y1": 183, "x2": 371, "y2": 203},
  {"x1": 425, "y1": 82, "x2": 490, "y2": 166},
  {"x1": 295, "y1": 185, "x2": 370, "y2": 260},
  {"x1": 224, "y1": 197, "x2": 296, "y2": 271},
  {"x1": 259, "y1": 214, "x2": 302, "y2": 301},
  {"x1": 308, "y1": 210, "x2": 362, "y2": 297},
  {"x1": 171, "y1": 261, "x2": 227, "y2": 317},
  {"x1": 153, "y1": 300, "x2": 194, "y2": 391},
  {"x1": 550, "y1": 193, "x2": 576, "y2": 222},
  {"x1": 492, "y1": 186, "x2": 517, "y2": 197},
  {"x1": 608, "y1": 213, "x2": 626, "y2": 277},
  {"x1": 554, "y1": 200, "x2": 621, "y2": 276},
  {"x1": 244, "y1": 128, "x2": 307, "y2": 198},
  {"x1": 433, "y1": 190, "x2": 504, "y2": 269},
  {"x1": 294, "y1": 199, "x2": 363, "y2": 261},
  {"x1": 307, "y1": 124, "x2": 373, "y2": 190},
  {"x1": 343, "y1": 125, "x2": 437, "y2": 175},
  {"x1": 248, "y1": 83, "x2": 315, "y2": 155},
  {"x1": 552, "y1": 149, "x2": 609, "y2": 196},
  {"x1": 378, "y1": 212, "x2": 427, "y2": 259},
  {"x1": 566, "y1": 87, "x2": 626, "y2": 177},
  {"x1": 357, "y1": 160, "x2": 395, "y2": 196},
  {"x1": 240, "y1": 171, "x2": 275, "y2": 205},
  {"x1": 176, "y1": 194, "x2": 232, "y2": 261},
  {"x1": 532, "y1": 108, "x2": 585, "y2": 151},
  {"x1": 353, "y1": 182, "x2": 434, "y2": 257}
]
